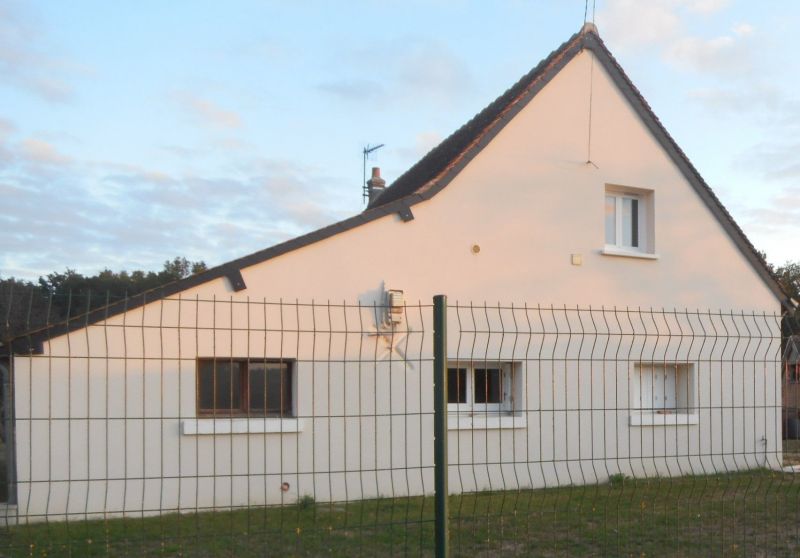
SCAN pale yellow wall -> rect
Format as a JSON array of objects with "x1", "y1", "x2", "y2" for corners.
[
  {"x1": 205, "y1": 48, "x2": 776, "y2": 313},
  {"x1": 11, "y1": 49, "x2": 784, "y2": 521},
  {"x1": 13, "y1": 306, "x2": 782, "y2": 519}
]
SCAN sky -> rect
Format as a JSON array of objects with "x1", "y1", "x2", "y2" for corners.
[{"x1": 1, "y1": 0, "x2": 798, "y2": 281}]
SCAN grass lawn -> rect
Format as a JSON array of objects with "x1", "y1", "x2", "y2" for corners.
[{"x1": 2, "y1": 469, "x2": 800, "y2": 557}]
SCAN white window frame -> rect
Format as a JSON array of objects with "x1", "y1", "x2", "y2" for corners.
[
  {"x1": 629, "y1": 362, "x2": 699, "y2": 426},
  {"x1": 605, "y1": 192, "x2": 644, "y2": 250},
  {"x1": 603, "y1": 185, "x2": 656, "y2": 258},
  {"x1": 447, "y1": 361, "x2": 516, "y2": 415}
]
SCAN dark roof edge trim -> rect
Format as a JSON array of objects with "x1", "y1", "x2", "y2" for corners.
[
  {"x1": 367, "y1": 30, "x2": 586, "y2": 209},
  {"x1": 407, "y1": 37, "x2": 587, "y2": 206},
  {"x1": 11, "y1": 198, "x2": 416, "y2": 354}
]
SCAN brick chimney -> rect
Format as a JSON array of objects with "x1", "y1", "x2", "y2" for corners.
[{"x1": 367, "y1": 167, "x2": 386, "y2": 204}]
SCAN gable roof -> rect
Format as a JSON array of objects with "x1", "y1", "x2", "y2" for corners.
[
  {"x1": 366, "y1": 24, "x2": 787, "y2": 309},
  {"x1": 9, "y1": 24, "x2": 790, "y2": 354}
]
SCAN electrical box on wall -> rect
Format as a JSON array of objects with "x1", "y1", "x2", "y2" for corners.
[{"x1": 386, "y1": 289, "x2": 404, "y2": 325}]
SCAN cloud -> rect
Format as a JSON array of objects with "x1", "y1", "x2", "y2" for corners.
[
  {"x1": 317, "y1": 38, "x2": 473, "y2": 107},
  {"x1": 597, "y1": 0, "x2": 734, "y2": 51},
  {"x1": 738, "y1": 185, "x2": 800, "y2": 252},
  {"x1": 396, "y1": 42, "x2": 473, "y2": 101},
  {"x1": 19, "y1": 138, "x2": 72, "y2": 166},
  {"x1": 688, "y1": 84, "x2": 782, "y2": 113},
  {"x1": 683, "y1": 0, "x2": 729, "y2": 14},
  {"x1": 0, "y1": 1, "x2": 75, "y2": 102},
  {"x1": 159, "y1": 145, "x2": 201, "y2": 159},
  {"x1": 174, "y1": 92, "x2": 243, "y2": 130},
  {"x1": 732, "y1": 23, "x2": 753, "y2": 37},
  {"x1": 738, "y1": 141, "x2": 800, "y2": 182},
  {"x1": 665, "y1": 30, "x2": 752, "y2": 76},
  {"x1": 0, "y1": 117, "x2": 16, "y2": 164},
  {"x1": 317, "y1": 78, "x2": 387, "y2": 103},
  {"x1": 729, "y1": 139, "x2": 800, "y2": 264},
  {"x1": 598, "y1": 1, "x2": 754, "y2": 78},
  {"x1": 0, "y1": 123, "x2": 355, "y2": 279},
  {"x1": 596, "y1": 0, "x2": 683, "y2": 49},
  {"x1": 0, "y1": 117, "x2": 17, "y2": 138},
  {"x1": 734, "y1": 199, "x2": 800, "y2": 266},
  {"x1": 394, "y1": 131, "x2": 443, "y2": 160}
]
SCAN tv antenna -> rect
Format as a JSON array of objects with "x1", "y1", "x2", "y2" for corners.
[{"x1": 362, "y1": 143, "x2": 385, "y2": 202}]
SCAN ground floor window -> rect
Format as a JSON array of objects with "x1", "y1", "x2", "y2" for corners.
[
  {"x1": 631, "y1": 362, "x2": 696, "y2": 414},
  {"x1": 447, "y1": 361, "x2": 518, "y2": 414},
  {"x1": 197, "y1": 359, "x2": 293, "y2": 417}
]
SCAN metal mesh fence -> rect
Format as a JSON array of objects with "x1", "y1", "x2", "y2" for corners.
[
  {"x1": 443, "y1": 300, "x2": 792, "y2": 556},
  {"x1": 0, "y1": 289, "x2": 798, "y2": 556}
]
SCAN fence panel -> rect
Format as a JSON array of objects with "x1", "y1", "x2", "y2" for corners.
[
  {"x1": 2, "y1": 294, "x2": 436, "y2": 556},
  {"x1": 0, "y1": 288, "x2": 798, "y2": 556},
  {"x1": 444, "y1": 302, "x2": 795, "y2": 557}
]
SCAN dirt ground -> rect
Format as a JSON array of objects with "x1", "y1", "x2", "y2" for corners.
[{"x1": 784, "y1": 439, "x2": 800, "y2": 466}]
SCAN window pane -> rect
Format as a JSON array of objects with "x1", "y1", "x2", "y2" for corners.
[
  {"x1": 662, "y1": 365, "x2": 677, "y2": 409},
  {"x1": 268, "y1": 363, "x2": 291, "y2": 416},
  {"x1": 638, "y1": 364, "x2": 678, "y2": 410},
  {"x1": 605, "y1": 195, "x2": 616, "y2": 244},
  {"x1": 622, "y1": 197, "x2": 634, "y2": 247},
  {"x1": 249, "y1": 364, "x2": 267, "y2": 412},
  {"x1": 447, "y1": 368, "x2": 467, "y2": 404},
  {"x1": 474, "y1": 368, "x2": 502, "y2": 404},
  {"x1": 199, "y1": 361, "x2": 241, "y2": 412},
  {"x1": 248, "y1": 362, "x2": 291, "y2": 416},
  {"x1": 216, "y1": 362, "x2": 241, "y2": 410},
  {"x1": 637, "y1": 364, "x2": 653, "y2": 409},
  {"x1": 630, "y1": 198, "x2": 639, "y2": 247},
  {"x1": 198, "y1": 361, "x2": 215, "y2": 410}
]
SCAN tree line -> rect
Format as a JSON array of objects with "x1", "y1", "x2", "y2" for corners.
[
  {"x1": 1, "y1": 257, "x2": 799, "y2": 343},
  {"x1": 1, "y1": 257, "x2": 206, "y2": 341},
  {"x1": 770, "y1": 261, "x2": 800, "y2": 340}
]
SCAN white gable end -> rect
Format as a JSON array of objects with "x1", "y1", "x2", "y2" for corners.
[{"x1": 228, "y1": 49, "x2": 777, "y2": 312}]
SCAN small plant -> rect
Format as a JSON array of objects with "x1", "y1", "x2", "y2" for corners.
[
  {"x1": 296, "y1": 495, "x2": 315, "y2": 510},
  {"x1": 608, "y1": 473, "x2": 629, "y2": 488}
]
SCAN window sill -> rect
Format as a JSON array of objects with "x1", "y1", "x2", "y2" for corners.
[
  {"x1": 181, "y1": 418, "x2": 304, "y2": 435},
  {"x1": 601, "y1": 247, "x2": 659, "y2": 260},
  {"x1": 629, "y1": 413, "x2": 698, "y2": 427},
  {"x1": 448, "y1": 414, "x2": 527, "y2": 430}
]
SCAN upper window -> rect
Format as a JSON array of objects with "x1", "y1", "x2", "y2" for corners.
[
  {"x1": 447, "y1": 361, "x2": 518, "y2": 414},
  {"x1": 605, "y1": 192, "x2": 642, "y2": 249},
  {"x1": 604, "y1": 186, "x2": 654, "y2": 255},
  {"x1": 197, "y1": 359, "x2": 293, "y2": 417}
]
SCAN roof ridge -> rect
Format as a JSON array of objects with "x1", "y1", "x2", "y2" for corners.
[{"x1": 368, "y1": 29, "x2": 585, "y2": 208}]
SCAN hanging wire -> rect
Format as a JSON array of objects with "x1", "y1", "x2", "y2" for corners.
[
  {"x1": 586, "y1": 48, "x2": 597, "y2": 167},
  {"x1": 584, "y1": 0, "x2": 597, "y2": 25},
  {"x1": 583, "y1": 0, "x2": 598, "y2": 168}
]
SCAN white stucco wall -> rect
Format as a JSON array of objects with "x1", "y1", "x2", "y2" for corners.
[{"x1": 10, "y1": 49, "x2": 783, "y2": 521}]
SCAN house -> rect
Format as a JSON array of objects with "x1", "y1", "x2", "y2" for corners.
[
  {"x1": 783, "y1": 336, "x2": 800, "y2": 437},
  {"x1": 2, "y1": 23, "x2": 791, "y2": 523}
]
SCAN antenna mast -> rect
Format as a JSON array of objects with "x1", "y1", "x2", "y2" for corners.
[{"x1": 362, "y1": 143, "x2": 385, "y2": 202}]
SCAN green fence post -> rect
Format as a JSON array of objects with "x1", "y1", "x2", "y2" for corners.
[{"x1": 433, "y1": 295, "x2": 449, "y2": 558}]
